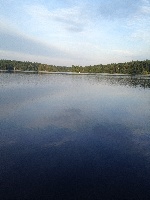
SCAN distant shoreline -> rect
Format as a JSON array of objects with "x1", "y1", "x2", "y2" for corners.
[
  {"x1": 1, "y1": 59, "x2": 150, "y2": 75},
  {"x1": 1, "y1": 70, "x2": 150, "y2": 78}
]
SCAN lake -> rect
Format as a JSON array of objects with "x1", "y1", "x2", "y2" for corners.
[{"x1": 0, "y1": 73, "x2": 150, "y2": 200}]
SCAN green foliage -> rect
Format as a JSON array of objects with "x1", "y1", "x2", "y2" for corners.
[{"x1": 0, "y1": 59, "x2": 150, "y2": 74}]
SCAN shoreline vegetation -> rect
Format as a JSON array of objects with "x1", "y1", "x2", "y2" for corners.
[{"x1": 0, "y1": 59, "x2": 150, "y2": 75}]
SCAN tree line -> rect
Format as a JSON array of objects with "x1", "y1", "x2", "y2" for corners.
[{"x1": 0, "y1": 59, "x2": 150, "y2": 74}]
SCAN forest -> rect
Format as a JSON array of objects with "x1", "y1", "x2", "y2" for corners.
[{"x1": 0, "y1": 59, "x2": 150, "y2": 75}]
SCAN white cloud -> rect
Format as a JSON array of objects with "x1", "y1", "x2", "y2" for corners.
[
  {"x1": 139, "y1": 0, "x2": 150, "y2": 14},
  {"x1": 25, "y1": 4, "x2": 88, "y2": 32},
  {"x1": 124, "y1": 0, "x2": 150, "y2": 45},
  {"x1": 141, "y1": 5, "x2": 150, "y2": 13},
  {"x1": 112, "y1": 50, "x2": 134, "y2": 56},
  {"x1": 131, "y1": 30, "x2": 150, "y2": 42},
  {"x1": 0, "y1": 18, "x2": 77, "y2": 65},
  {"x1": 0, "y1": 50, "x2": 75, "y2": 66}
]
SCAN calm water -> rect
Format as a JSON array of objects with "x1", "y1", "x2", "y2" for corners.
[{"x1": 0, "y1": 73, "x2": 150, "y2": 200}]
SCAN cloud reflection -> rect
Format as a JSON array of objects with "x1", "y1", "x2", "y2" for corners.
[{"x1": 27, "y1": 108, "x2": 86, "y2": 131}]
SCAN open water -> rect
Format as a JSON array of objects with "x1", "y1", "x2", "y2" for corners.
[{"x1": 0, "y1": 73, "x2": 150, "y2": 200}]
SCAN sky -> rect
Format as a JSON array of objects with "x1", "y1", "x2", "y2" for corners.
[{"x1": 0, "y1": 0, "x2": 150, "y2": 66}]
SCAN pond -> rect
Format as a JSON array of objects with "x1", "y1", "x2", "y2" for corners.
[{"x1": 0, "y1": 73, "x2": 150, "y2": 200}]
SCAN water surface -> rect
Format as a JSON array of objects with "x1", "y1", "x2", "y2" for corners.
[{"x1": 0, "y1": 73, "x2": 150, "y2": 200}]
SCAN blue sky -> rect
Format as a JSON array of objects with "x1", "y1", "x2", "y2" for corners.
[{"x1": 0, "y1": 0, "x2": 150, "y2": 66}]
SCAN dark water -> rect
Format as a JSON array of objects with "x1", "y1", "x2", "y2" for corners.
[{"x1": 0, "y1": 73, "x2": 150, "y2": 200}]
